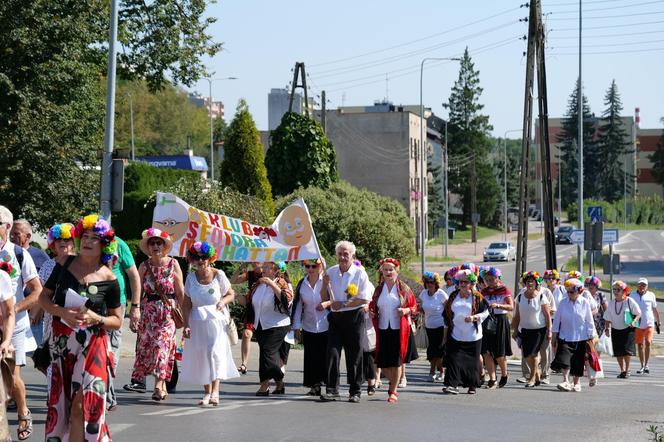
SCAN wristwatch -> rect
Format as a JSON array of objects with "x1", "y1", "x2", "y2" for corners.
[{"x1": 98, "y1": 316, "x2": 105, "y2": 327}]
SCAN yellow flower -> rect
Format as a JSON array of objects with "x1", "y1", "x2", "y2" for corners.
[
  {"x1": 82, "y1": 214, "x2": 99, "y2": 230},
  {"x1": 346, "y1": 283, "x2": 358, "y2": 297}
]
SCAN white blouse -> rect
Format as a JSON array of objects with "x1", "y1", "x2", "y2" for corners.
[
  {"x1": 445, "y1": 295, "x2": 489, "y2": 342},
  {"x1": 377, "y1": 283, "x2": 401, "y2": 330},
  {"x1": 516, "y1": 289, "x2": 550, "y2": 330},
  {"x1": 604, "y1": 298, "x2": 642, "y2": 331},
  {"x1": 252, "y1": 281, "x2": 291, "y2": 330},
  {"x1": 292, "y1": 277, "x2": 328, "y2": 333},
  {"x1": 419, "y1": 289, "x2": 447, "y2": 329},
  {"x1": 552, "y1": 296, "x2": 594, "y2": 342}
]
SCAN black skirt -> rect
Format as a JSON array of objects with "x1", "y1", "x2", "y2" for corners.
[
  {"x1": 551, "y1": 339, "x2": 586, "y2": 377},
  {"x1": 520, "y1": 327, "x2": 547, "y2": 358},
  {"x1": 377, "y1": 328, "x2": 402, "y2": 368},
  {"x1": 255, "y1": 325, "x2": 289, "y2": 382},
  {"x1": 611, "y1": 327, "x2": 636, "y2": 357},
  {"x1": 425, "y1": 327, "x2": 445, "y2": 360},
  {"x1": 444, "y1": 337, "x2": 482, "y2": 388},
  {"x1": 482, "y1": 314, "x2": 513, "y2": 358},
  {"x1": 302, "y1": 330, "x2": 328, "y2": 387}
]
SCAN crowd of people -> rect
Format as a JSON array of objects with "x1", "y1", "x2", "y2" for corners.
[{"x1": 0, "y1": 206, "x2": 661, "y2": 441}]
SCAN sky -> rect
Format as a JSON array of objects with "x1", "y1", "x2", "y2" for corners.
[{"x1": 189, "y1": 0, "x2": 664, "y2": 137}]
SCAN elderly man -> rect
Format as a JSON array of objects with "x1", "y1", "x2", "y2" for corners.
[
  {"x1": 630, "y1": 278, "x2": 660, "y2": 374},
  {"x1": 0, "y1": 205, "x2": 42, "y2": 440},
  {"x1": 319, "y1": 241, "x2": 372, "y2": 403}
]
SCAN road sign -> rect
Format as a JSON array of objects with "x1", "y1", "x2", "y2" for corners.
[
  {"x1": 588, "y1": 206, "x2": 602, "y2": 223},
  {"x1": 472, "y1": 212, "x2": 481, "y2": 225},
  {"x1": 570, "y1": 228, "x2": 619, "y2": 245}
]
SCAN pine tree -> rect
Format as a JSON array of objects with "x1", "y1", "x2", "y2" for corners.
[
  {"x1": 649, "y1": 118, "x2": 664, "y2": 192},
  {"x1": 427, "y1": 156, "x2": 444, "y2": 235},
  {"x1": 219, "y1": 100, "x2": 274, "y2": 215},
  {"x1": 597, "y1": 80, "x2": 632, "y2": 201},
  {"x1": 443, "y1": 48, "x2": 498, "y2": 226}
]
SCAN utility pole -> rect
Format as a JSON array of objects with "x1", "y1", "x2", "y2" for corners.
[
  {"x1": 443, "y1": 120, "x2": 449, "y2": 257},
  {"x1": 289, "y1": 62, "x2": 310, "y2": 116},
  {"x1": 471, "y1": 154, "x2": 477, "y2": 246},
  {"x1": 128, "y1": 93, "x2": 135, "y2": 161},
  {"x1": 577, "y1": 0, "x2": 584, "y2": 271},
  {"x1": 321, "y1": 90, "x2": 326, "y2": 133}
]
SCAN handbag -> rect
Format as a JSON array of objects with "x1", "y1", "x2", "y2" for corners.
[
  {"x1": 624, "y1": 298, "x2": 639, "y2": 328},
  {"x1": 226, "y1": 315, "x2": 239, "y2": 346},
  {"x1": 586, "y1": 341, "x2": 601, "y2": 372},
  {"x1": 30, "y1": 344, "x2": 51, "y2": 375},
  {"x1": 0, "y1": 349, "x2": 15, "y2": 402},
  {"x1": 146, "y1": 260, "x2": 185, "y2": 329},
  {"x1": 483, "y1": 309, "x2": 498, "y2": 334}
]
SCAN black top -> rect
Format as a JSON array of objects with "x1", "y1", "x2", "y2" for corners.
[{"x1": 45, "y1": 257, "x2": 121, "y2": 318}]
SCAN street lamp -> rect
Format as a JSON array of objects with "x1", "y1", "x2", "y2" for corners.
[
  {"x1": 420, "y1": 57, "x2": 460, "y2": 275},
  {"x1": 126, "y1": 93, "x2": 135, "y2": 161},
  {"x1": 205, "y1": 76, "x2": 238, "y2": 181},
  {"x1": 503, "y1": 129, "x2": 521, "y2": 241},
  {"x1": 577, "y1": 0, "x2": 584, "y2": 270}
]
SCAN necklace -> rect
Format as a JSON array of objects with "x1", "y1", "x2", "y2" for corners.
[{"x1": 614, "y1": 299, "x2": 625, "y2": 315}]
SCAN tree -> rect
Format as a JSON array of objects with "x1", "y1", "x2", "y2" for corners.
[
  {"x1": 427, "y1": 156, "x2": 444, "y2": 235},
  {"x1": 556, "y1": 80, "x2": 600, "y2": 208},
  {"x1": 596, "y1": 80, "x2": 632, "y2": 201},
  {"x1": 266, "y1": 112, "x2": 339, "y2": 196},
  {"x1": 648, "y1": 118, "x2": 664, "y2": 192},
  {"x1": 443, "y1": 48, "x2": 499, "y2": 226},
  {"x1": 219, "y1": 100, "x2": 274, "y2": 215}
]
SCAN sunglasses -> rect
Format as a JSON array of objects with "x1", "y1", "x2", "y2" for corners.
[
  {"x1": 190, "y1": 254, "x2": 207, "y2": 261},
  {"x1": 458, "y1": 280, "x2": 471, "y2": 285},
  {"x1": 304, "y1": 264, "x2": 319, "y2": 269}
]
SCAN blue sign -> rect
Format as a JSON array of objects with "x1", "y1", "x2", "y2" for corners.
[
  {"x1": 136, "y1": 155, "x2": 209, "y2": 172},
  {"x1": 588, "y1": 206, "x2": 602, "y2": 223}
]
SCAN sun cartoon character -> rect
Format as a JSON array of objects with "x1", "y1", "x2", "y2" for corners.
[
  {"x1": 278, "y1": 205, "x2": 313, "y2": 247},
  {"x1": 152, "y1": 197, "x2": 190, "y2": 242}
]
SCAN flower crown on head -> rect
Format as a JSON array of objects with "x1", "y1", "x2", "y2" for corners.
[
  {"x1": 460, "y1": 262, "x2": 479, "y2": 277},
  {"x1": 74, "y1": 214, "x2": 116, "y2": 264},
  {"x1": 612, "y1": 280, "x2": 629, "y2": 295},
  {"x1": 275, "y1": 261, "x2": 288, "y2": 272},
  {"x1": 584, "y1": 276, "x2": 601, "y2": 288},
  {"x1": 564, "y1": 278, "x2": 583, "y2": 291},
  {"x1": 0, "y1": 261, "x2": 17, "y2": 278},
  {"x1": 543, "y1": 269, "x2": 560, "y2": 280},
  {"x1": 445, "y1": 266, "x2": 459, "y2": 279},
  {"x1": 188, "y1": 241, "x2": 218, "y2": 262},
  {"x1": 422, "y1": 271, "x2": 442, "y2": 286},
  {"x1": 48, "y1": 223, "x2": 75, "y2": 247},
  {"x1": 454, "y1": 269, "x2": 477, "y2": 284},
  {"x1": 143, "y1": 227, "x2": 171, "y2": 241},
  {"x1": 379, "y1": 257, "x2": 400, "y2": 268},
  {"x1": 482, "y1": 267, "x2": 502, "y2": 279},
  {"x1": 566, "y1": 270, "x2": 584, "y2": 282},
  {"x1": 522, "y1": 271, "x2": 542, "y2": 285}
]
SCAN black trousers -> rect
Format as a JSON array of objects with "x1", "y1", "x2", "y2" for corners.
[
  {"x1": 303, "y1": 330, "x2": 328, "y2": 387},
  {"x1": 325, "y1": 308, "x2": 365, "y2": 396},
  {"x1": 255, "y1": 325, "x2": 290, "y2": 382}
]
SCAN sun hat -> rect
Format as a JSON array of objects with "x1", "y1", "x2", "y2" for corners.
[{"x1": 139, "y1": 227, "x2": 173, "y2": 256}]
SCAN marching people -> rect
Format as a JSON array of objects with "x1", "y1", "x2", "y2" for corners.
[
  {"x1": 369, "y1": 258, "x2": 417, "y2": 404},
  {"x1": 320, "y1": 241, "x2": 372, "y2": 403},
  {"x1": 38, "y1": 214, "x2": 122, "y2": 441},
  {"x1": 480, "y1": 267, "x2": 513, "y2": 388},
  {"x1": 230, "y1": 262, "x2": 262, "y2": 375},
  {"x1": 129, "y1": 228, "x2": 184, "y2": 402},
  {"x1": 0, "y1": 263, "x2": 16, "y2": 442},
  {"x1": 543, "y1": 269, "x2": 565, "y2": 311},
  {"x1": 585, "y1": 276, "x2": 608, "y2": 340},
  {"x1": 630, "y1": 278, "x2": 660, "y2": 375},
  {"x1": 442, "y1": 269, "x2": 490, "y2": 395},
  {"x1": 511, "y1": 272, "x2": 552, "y2": 388},
  {"x1": 291, "y1": 258, "x2": 329, "y2": 396},
  {"x1": 181, "y1": 242, "x2": 238, "y2": 405},
  {"x1": 551, "y1": 278, "x2": 595, "y2": 392},
  {"x1": 418, "y1": 271, "x2": 448, "y2": 382},
  {"x1": 604, "y1": 281, "x2": 641, "y2": 378}
]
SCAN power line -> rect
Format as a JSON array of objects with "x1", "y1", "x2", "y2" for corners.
[
  {"x1": 552, "y1": 37, "x2": 664, "y2": 48},
  {"x1": 547, "y1": 10, "x2": 664, "y2": 20},
  {"x1": 543, "y1": 0, "x2": 650, "y2": 6},
  {"x1": 550, "y1": 46, "x2": 664, "y2": 55},
  {"x1": 549, "y1": 29, "x2": 664, "y2": 38},
  {"x1": 545, "y1": 0, "x2": 664, "y2": 12},
  {"x1": 552, "y1": 18, "x2": 664, "y2": 30}
]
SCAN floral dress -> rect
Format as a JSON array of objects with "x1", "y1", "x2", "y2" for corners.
[
  {"x1": 44, "y1": 258, "x2": 120, "y2": 442},
  {"x1": 131, "y1": 259, "x2": 178, "y2": 382}
]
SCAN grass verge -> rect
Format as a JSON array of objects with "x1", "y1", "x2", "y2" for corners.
[{"x1": 427, "y1": 226, "x2": 502, "y2": 246}]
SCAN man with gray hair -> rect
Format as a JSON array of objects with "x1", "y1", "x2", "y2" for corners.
[
  {"x1": 319, "y1": 240, "x2": 372, "y2": 403},
  {"x1": 0, "y1": 205, "x2": 42, "y2": 439}
]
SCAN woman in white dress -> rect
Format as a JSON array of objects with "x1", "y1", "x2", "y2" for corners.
[{"x1": 181, "y1": 242, "x2": 239, "y2": 406}]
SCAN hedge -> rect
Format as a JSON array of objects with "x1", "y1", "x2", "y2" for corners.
[{"x1": 567, "y1": 196, "x2": 664, "y2": 224}]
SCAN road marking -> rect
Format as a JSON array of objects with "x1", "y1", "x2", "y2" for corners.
[
  {"x1": 108, "y1": 423, "x2": 135, "y2": 434},
  {"x1": 154, "y1": 396, "x2": 310, "y2": 417},
  {"x1": 141, "y1": 406, "x2": 192, "y2": 416}
]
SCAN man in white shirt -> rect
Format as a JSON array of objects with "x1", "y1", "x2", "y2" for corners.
[
  {"x1": 630, "y1": 278, "x2": 660, "y2": 374},
  {"x1": 0, "y1": 205, "x2": 43, "y2": 439},
  {"x1": 319, "y1": 241, "x2": 372, "y2": 403}
]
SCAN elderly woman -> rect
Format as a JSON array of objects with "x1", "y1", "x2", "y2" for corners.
[
  {"x1": 130, "y1": 228, "x2": 184, "y2": 402},
  {"x1": 543, "y1": 269, "x2": 565, "y2": 310},
  {"x1": 585, "y1": 276, "x2": 608, "y2": 339},
  {"x1": 181, "y1": 242, "x2": 238, "y2": 406},
  {"x1": 418, "y1": 271, "x2": 448, "y2": 382},
  {"x1": 480, "y1": 267, "x2": 513, "y2": 388},
  {"x1": 291, "y1": 258, "x2": 329, "y2": 396},
  {"x1": 551, "y1": 278, "x2": 595, "y2": 392},
  {"x1": 369, "y1": 258, "x2": 416, "y2": 403},
  {"x1": 39, "y1": 214, "x2": 122, "y2": 441},
  {"x1": 0, "y1": 265, "x2": 16, "y2": 442},
  {"x1": 243, "y1": 262, "x2": 293, "y2": 396},
  {"x1": 442, "y1": 269, "x2": 490, "y2": 395},
  {"x1": 512, "y1": 272, "x2": 552, "y2": 387},
  {"x1": 604, "y1": 281, "x2": 641, "y2": 378}
]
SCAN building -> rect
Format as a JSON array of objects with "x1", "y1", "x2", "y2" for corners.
[
  {"x1": 136, "y1": 149, "x2": 209, "y2": 178},
  {"x1": 268, "y1": 88, "x2": 314, "y2": 131},
  {"x1": 636, "y1": 128, "x2": 663, "y2": 197},
  {"x1": 188, "y1": 93, "x2": 225, "y2": 119}
]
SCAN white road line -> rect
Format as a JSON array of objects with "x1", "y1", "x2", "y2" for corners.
[
  {"x1": 108, "y1": 423, "x2": 135, "y2": 434},
  {"x1": 156, "y1": 396, "x2": 310, "y2": 417},
  {"x1": 141, "y1": 406, "x2": 192, "y2": 416}
]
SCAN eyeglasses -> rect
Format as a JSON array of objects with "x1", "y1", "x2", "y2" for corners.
[
  {"x1": 458, "y1": 280, "x2": 471, "y2": 285},
  {"x1": 304, "y1": 264, "x2": 319, "y2": 269},
  {"x1": 191, "y1": 255, "x2": 207, "y2": 261}
]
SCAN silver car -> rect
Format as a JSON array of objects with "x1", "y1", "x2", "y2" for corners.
[{"x1": 483, "y1": 242, "x2": 516, "y2": 262}]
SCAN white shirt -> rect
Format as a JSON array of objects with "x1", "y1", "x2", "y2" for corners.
[
  {"x1": 630, "y1": 290, "x2": 658, "y2": 329},
  {"x1": 582, "y1": 289, "x2": 598, "y2": 311},
  {"x1": 444, "y1": 285, "x2": 456, "y2": 296},
  {"x1": 549, "y1": 285, "x2": 566, "y2": 311},
  {"x1": 419, "y1": 289, "x2": 447, "y2": 329},
  {"x1": 252, "y1": 282, "x2": 291, "y2": 330},
  {"x1": 377, "y1": 283, "x2": 401, "y2": 330},
  {"x1": 444, "y1": 295, "x2": 489, "y2": 342},
  {"x1": 292, "y1": 277, "x2": 328, "y2": 333},
  {"x1": 184, "y1": 270, "x2": 232, "y2": 322},
  {"x1": 604, "y1": 298, "x2": 641, "y2": 331},
  {"x1": 0, "y1": 240, "x2": 38, "y2": 330},
  {"x1": 552, "y1": 296, "x2": 594, "y2": 342},
  {"x1": 0, "y1": 271, "x2": 12, "y2": 302},
  {"x1": 540, "y1": 286, "x2": 556, "y2": 313},
  {"x1": 326, "y1": 264, "x2": 372, "y2": 312},
  {"x1": 516, "y1": 289, "x2": 550, "y2": 330}
]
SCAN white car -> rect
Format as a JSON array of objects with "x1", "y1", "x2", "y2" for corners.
[{"x1": 483, "y1": 242, "x2": 516, "y2": 262}]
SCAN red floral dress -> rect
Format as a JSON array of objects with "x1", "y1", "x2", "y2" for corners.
[{"x1": 131, "y1": 259, "x2": 177, "y2": 382}]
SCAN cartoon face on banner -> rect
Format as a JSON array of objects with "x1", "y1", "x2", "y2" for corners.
[
  {"x1": 278, "y1": 205, "x2": 313, "y2": 246},
  {"x1": 152, "y1": 194, "x2": 190, "y2": 242}
]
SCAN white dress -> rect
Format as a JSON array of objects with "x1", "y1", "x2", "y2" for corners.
[{"x1": 181, "y1": 269, "x2": 240, "y2": 385}]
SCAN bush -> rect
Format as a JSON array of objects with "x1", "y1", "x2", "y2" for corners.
[
  {"x1": 567, "y1": 196, "x2": 664, "y2": 225},
  {"x1": 275, "y1": 181, "x2": 415, "y2": 267},
  {"x1": 125, "y1": 162, "x2": 198, "y2": 194}
]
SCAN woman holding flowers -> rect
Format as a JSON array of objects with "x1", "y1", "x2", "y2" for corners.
[
  {"x1": 181, "y1": 242, "x2": 238, "y2": 406},
  {"x1": 369, "y1": 258, "x2": 417, "y2": 404},
  {"x1": 39, "y1": 214, "x2": 122, "y2": 441},
  {"x1": 418, "y1": 271, "x2": 448, "y2": 382},
  {"x1": 130, "y1": 228, "x2": 184, "y2": 402}
]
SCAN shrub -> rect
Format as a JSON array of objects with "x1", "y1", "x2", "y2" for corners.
[{"x1": 567, "y1": 196, "x2": 664, "y2": 225}]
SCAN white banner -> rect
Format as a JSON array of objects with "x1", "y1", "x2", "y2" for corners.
[{"x1": 152, "y1": 192, "x2": 322, "y2": 262}]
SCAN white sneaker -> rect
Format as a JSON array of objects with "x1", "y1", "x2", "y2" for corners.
[
  {"x1": 430, "y1": 374, "x2": 437, "y2": 383},
  {"x1": 540, "y1": 377, "x2": 550, "y2": 385},
  {"x1": 572, "y1": 383, "x2": 582, "y2": 392},
  {"x1": 557, "y1": 381, "x2": 572, "y2": 392},
  {"x1": 515, "y1": 377, "x2": 528, "y2": 384},
  {"x1": 636, "y1": 366, "x2": 645, "y2": 374},
  {"x1": 398, "y1": 377, "x2": 407, "y2": 388},
  {"x1": 434, "y1": 373, "x2": 444, "y2": 383}
]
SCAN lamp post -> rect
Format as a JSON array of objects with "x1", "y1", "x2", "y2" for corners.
[
  {"x1": 127, "y1": 93, "x2": 135, "y2": 161},
  {"x1": 503, "y1": 129, "x2": 521, "y2": 241},
  {"x1": 205, "y1": 76, "x2": 238, "y2": 181},
  {"x1": 420, "y1": 57, "x2": 460, "y2": 275},
  {"x1": 577, "y1": 0, "x2": 584, "y2": 270}
]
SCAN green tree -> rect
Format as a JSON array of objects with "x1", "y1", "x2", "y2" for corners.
[
  {"x1": 427, "y1": 156, "x2": 444, "y2": 235},
  {"x1": 266, "y1": 112, "x2": 339, "y2": 196},
  {"x1": 490, "y1": 138, "x2": 521, "y2": 208},
  {"x1": 597, "y1": 80, "x2": 632, "y2": 201},
  {"x1": 648, "y1": 118, "x2": 664, "y2": 192},
  {"x1": 443, "y1": 48, "x2": 499, "y2": 226},
  {"x1": 220, "y1": 100, "x2": 274, "y2": 215}
]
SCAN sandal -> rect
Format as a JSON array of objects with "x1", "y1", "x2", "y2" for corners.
[
  {"x1": 199, "y1": 394, "x2": 211, "y2": 406},
  {"x1": 367, "y1": 384, "x2": 376, "y2": 396},
  {"x1": 387, "y1": 391, "x2": 398, "y2": 404},
  {"x1": 17, "y1": 410, "x2": 33, "y2": 441},
  {"x1": 152, "y1": 388, "x2": 163, "y2": 401},
  {"x1": 238, "y1": 364, "x2": 248, "y2": 375},
  {"x1": 210, "y1": 393, "x2": 219, "y2": 406}
]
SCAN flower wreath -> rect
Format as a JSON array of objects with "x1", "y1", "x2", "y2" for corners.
[
  {"x1": 74, "y1": 214, "x2": 117, "y2": 265},
  {"x1": 47, "y1": 223, "x2": 75, "y2": 249},
  {"x1": 543, "y1": 269, "x2": 560, "y2": 281},
  {"x1": 422, "y1": 271, "x2": 442, "y2": 286},
  {"x1": 521, "y1": 271, "x2": 542, "y2": 286},
  {"x1": 379, "y1": 257, "x2": 400, "y2": 268},
  {"x1": 584, "y1": 276, "x2": 601, "y2": 288},
  {"x1": 187, "y1": 241, "x2": 218, "y2": 262}
]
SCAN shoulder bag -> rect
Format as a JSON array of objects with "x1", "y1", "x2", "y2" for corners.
[
  {"x1": 483, "y1": 308, "x2": 498, "y2": 334},
  {"x1": 146, "y1": 260, "x2": 185, "y2": 329},
  {"x1": 215, "y1": 270, "x2": 238, "y2": 345},
  {"x1": 624, "y1": 298, "x2": 640, "y2": 328}
]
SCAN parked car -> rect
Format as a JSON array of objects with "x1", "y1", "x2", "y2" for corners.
[
  {"x1": 483, "y1": 242, "x2": 516, "y2": 262},
  {"x1": 555, "y1": 225, "x2": 574, "y2": 244}
]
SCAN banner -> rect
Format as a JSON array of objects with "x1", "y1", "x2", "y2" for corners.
[{"x1": 152, "y1": 192, "x2": 322, "y2": 262}]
